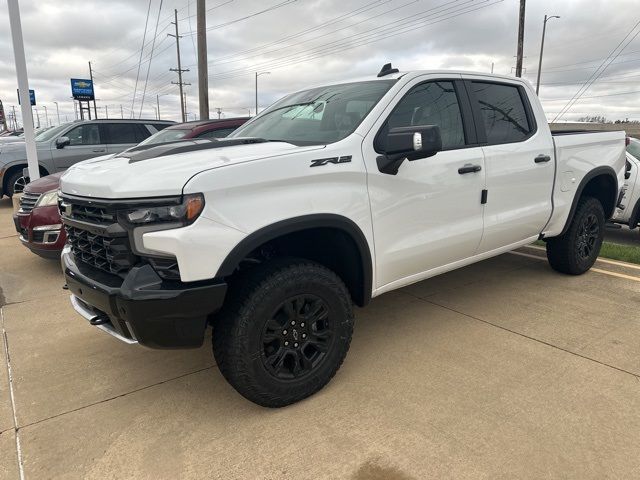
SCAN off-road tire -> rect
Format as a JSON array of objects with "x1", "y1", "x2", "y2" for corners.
[
  {"x1": 213, "y1": 258, "x2": 354, "y2": 407},
  {"x1": 546, "y1": 196, "x2": 605, "y2": 275}
]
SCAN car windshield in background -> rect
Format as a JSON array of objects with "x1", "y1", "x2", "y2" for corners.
[
  {"x1": 35, "y1": 123, "x2": 71, "y2": 142},
  {"x1": 230, "y1": 80, "x2": 397, "y2": 146},
  {"x1": 138, "y1": 128, "x2": 190, "y2": 146},
  {"x1": 627, "y1": 139, "x2": 640, "y2": 159}
]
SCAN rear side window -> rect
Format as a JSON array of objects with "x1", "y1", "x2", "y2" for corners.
[
  {"x1": 153, "y1": 123, "x2": 172, "y2": 132},
  {"x1": 471, "y1": 82, "x2": 532, "y2": 144},
  {"x1": 104, "y1": 123, "x2": 138, "y2": 144},
  {"x1": 197, "y1": 128, "x2": 237, "y2": 139}
]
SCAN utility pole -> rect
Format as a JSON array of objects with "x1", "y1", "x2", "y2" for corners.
[
  {"x1": 156, "y1": 94, "x2": 161, "y2": 120},
  {"x1": 535, "y1": 15, "x2": 560, "y2": 95},
  {"x1": 197, "y1": 0, "x2": 209, "y2": 120},
  {"x1": 120, "y1": 104, "x2": 124, "y2": 119},
  {"x1": 216, "y1": 107, "x2": 222, "y2": 119},
  {"x1": 491, "y1": 62, "x2": 494, "y2": 73},
  {"x1": 54, "y1": 101, "x2": 60, "y2": 125},
  {"x1": 43, "y1": 105, "x2": 49, "y2": 127},
  {"x1": 104, "y1": 105, "x2": 108, "y2": 118},
  {"x1": 88, "y1": 61, "x2": 98, "y2": 118},
  {"x1": 515, "y1": 0, "x2": 526, "y2": 77},
  {"x1": 169, "y1": 9, "x2": 190, "y2": 122},
  {"x1": 8, "y1": 0, "x2": 39, "y2": 181},
  {"x1": 11, "y1": 106, "x2": 17, "y2": 130},
  {"x1": 34, "y1": 108, "x2": 40, "y2": 128}
]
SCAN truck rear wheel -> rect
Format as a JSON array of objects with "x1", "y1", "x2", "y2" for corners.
[
  {"x1": 546, "y1": 196, "x2": 605, "y2": 275},
  {"x1": 213, "y1": 259, "x2": 354, "y2": 407}
]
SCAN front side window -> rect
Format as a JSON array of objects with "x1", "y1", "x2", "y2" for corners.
[
  {"x1": 104, "y1": 123, "x2": 138, "y2": 144},
  {"x1": 377, "y1": 81, "x2": 466, "y2": 151},
  {"x1": 471, "y1": 82, "x2": 532, "y2": 144},
  {"x1": 66, "y1": 124, "x2": 101, "y2": 146},
  {"x1": 230, "y1": 80, "x2": 396, "y2": 146}
]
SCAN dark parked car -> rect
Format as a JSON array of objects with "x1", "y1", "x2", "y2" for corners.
[{"x1": 13, "y1": 117, "x2": 249, "y2": 258}]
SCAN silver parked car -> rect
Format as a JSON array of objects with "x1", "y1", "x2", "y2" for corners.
[{"x1": 0, "y1": 119, "x2": 174, "y2": 197}]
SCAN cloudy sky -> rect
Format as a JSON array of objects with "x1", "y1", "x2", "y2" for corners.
[{"x1": 1, "y1": 0, "x2": 639, "y2": 128}]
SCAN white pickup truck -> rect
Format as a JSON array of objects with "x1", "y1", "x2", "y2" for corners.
[
  {"x1": 612, "y1": 137, "x2": 640, "y2": 231},
  {"x1": 59, "y1": 65, "x2": 626, "y2": 407}
]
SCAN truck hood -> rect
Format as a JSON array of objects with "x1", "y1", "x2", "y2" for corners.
[
  {"x1": 24, "y1": 172, "x2": 63, "y2": 194},
  {"x1": 60, "y1": 141, "x2": 321, "y2": 198}
]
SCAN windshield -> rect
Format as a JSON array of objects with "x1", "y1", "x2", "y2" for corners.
[
  {"x1": 35, "y1": 123, "x2": 72, "y2": 142},
  {"x1": 137, "y1": 128, "x2": 190, "y2": 146},
  {"x1": 627, "y1": 139, "x2": 640, "y2": 159},
  {"x1": 230, "y1": 80, "x2": 396, "y2": 145}
]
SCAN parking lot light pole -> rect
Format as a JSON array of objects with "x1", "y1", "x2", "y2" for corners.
[
  {"x1": 7, "y1": 0, "x2": 39, "y2": 181},
  {"x1": 43, "y1": 105, "x2": 48, "y2": 127},
  {"x1": 54, "y1": 101, "x2": 60, "y2": 125},
  {"x1": 536, "y1": 14, "x2": 560, "y2": 95},
  {"x1": 255, "y1": 71, "x2": 270, "y2": 116}
]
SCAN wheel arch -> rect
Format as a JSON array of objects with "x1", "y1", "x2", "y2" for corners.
[
  {"x1": 216, "y1": 214, "x2": 373, "y2": 307},
  {"x1": 560, "y1": 166, "x2": 618, "y2": 236}
]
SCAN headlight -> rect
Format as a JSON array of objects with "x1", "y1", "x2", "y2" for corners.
[
  {"x1": 34, "y1": 189, "x2": 59, "y2": 208},
  {"x1": 123, "y1": 193, "x2": 205, "y2": 226}
]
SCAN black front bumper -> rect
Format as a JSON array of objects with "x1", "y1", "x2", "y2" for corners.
[{"x1": 62, "y1": 249, "x2": 227, "y2": 349}]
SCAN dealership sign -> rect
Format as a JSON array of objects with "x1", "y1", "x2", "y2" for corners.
[{"x1": 71, "y1": 78, "x2": 94, "y2": 100}]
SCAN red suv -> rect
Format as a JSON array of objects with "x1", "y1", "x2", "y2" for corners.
[{"x1": 13, "y1": 118, "x2": 248, "y2": 258}]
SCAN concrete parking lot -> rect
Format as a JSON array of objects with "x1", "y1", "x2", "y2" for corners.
[{"x1": 1, "y1": 197, "x2": 639, "y2": 479}]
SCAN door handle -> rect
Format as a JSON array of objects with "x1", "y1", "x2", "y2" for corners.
[
  {"x1": 458, "y1": 164, "x2": 482, "y2": 174},
  {"x1": 92, "y1": 149, "x2": 106, "y2": 153},
  {"x1": 535, "y1": 154, "x2": 551, "y2": 163}
]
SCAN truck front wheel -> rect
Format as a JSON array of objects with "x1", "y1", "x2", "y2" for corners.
[
  {"x1": 546, "y1": 196, "x2": 605, "y2": 275},
  {"x1": 213, "y1": 259, "x2": 354, "y2": 407}
]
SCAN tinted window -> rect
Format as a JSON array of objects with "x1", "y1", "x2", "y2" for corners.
[
  {"x1": 134, "y1": 124, "x2": 152, "y2": 142},
  {"x1": 197, "y1": 128, "x2": 237, "y2": 139},
  {"x1": 104, "y1": 123, "x2": 138, "y2": 144},
  {"x1": 153, "y1": 123, "x2": 172, "y2": 132},
  {"x1": 378, "y1": 81, "x2": 465, "y2": 150},
  {"x1": 66, "y1": 124, "x2": 101, "y2": 146},
  {"x1": 471, "y1": 82, "x2": 531, "y2": 144}
]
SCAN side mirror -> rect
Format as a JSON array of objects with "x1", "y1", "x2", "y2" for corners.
[
  {"x1": 56, "y1": 136, "x2": 70, "y2": 149},
  {"x1": 376, "y1": 125, "x2": 442, "y2": 175}
]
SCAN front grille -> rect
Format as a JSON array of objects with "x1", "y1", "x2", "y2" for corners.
[
  {"x1": 19, "y1": 192, "x2": 41, "y2": 213},
  {"x1": 70, "y1": 204, "x2": 117, "y2": 225},
  {"x1": 65, "y1": 225, "x2": 137, "y2": 275}
]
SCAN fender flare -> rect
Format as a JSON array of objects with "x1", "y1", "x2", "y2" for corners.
[
  {"x1": 216, "y1": 214, "x2": 373, "y2": 305},
  {"x1": 560, "y1": 166, "x2": 618, "y2": 236}
]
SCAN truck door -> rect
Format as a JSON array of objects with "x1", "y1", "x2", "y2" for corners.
[
  {"x1": 52, "y1": 123, "x2": 106, "y2": 171},
  {"x1": 363, "y1": 76, "x2": 486, "y2": 290},
  {"x1": 463, "y1": 77, "x2": 554, "y2": 252}
]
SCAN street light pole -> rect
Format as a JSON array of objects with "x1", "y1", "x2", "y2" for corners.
[
  {"x1": 536, "y1": 14, "x2": 560, "y2": 95},
  {"x1": 43, "y1": 105, "x2": 48, "y2": 127},
  {"x1": 255, "y1": 71, "x2": 270, "y2": 116},
  {"x1": 54, "y1": 101, "x2": 60, "y2": 125}
]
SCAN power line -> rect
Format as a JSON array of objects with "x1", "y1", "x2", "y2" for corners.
[
  {"x1": 140, "y1": 0, "x2": 164, "y2": 118},
  {"x1": 207, "y1": 0, "x2": 502, "y2": 81},
  {"x1": 552, "y1": 20, "x2": 640, "y2": 122},
  {"x1": 181, "y1": 0, "x2": 299, "y2": 36},
  {"x1": 131, "y1": 0, "x2": 153, "y2": 118}
]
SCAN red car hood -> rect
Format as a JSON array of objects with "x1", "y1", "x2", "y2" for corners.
[{"x1": 24, "y1": 172, "x2": 63, "y2": 195}]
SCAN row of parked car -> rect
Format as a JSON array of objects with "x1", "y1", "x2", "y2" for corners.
[{"x1": 9, "y1": 117, "x2": 248, "y2": 258}]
